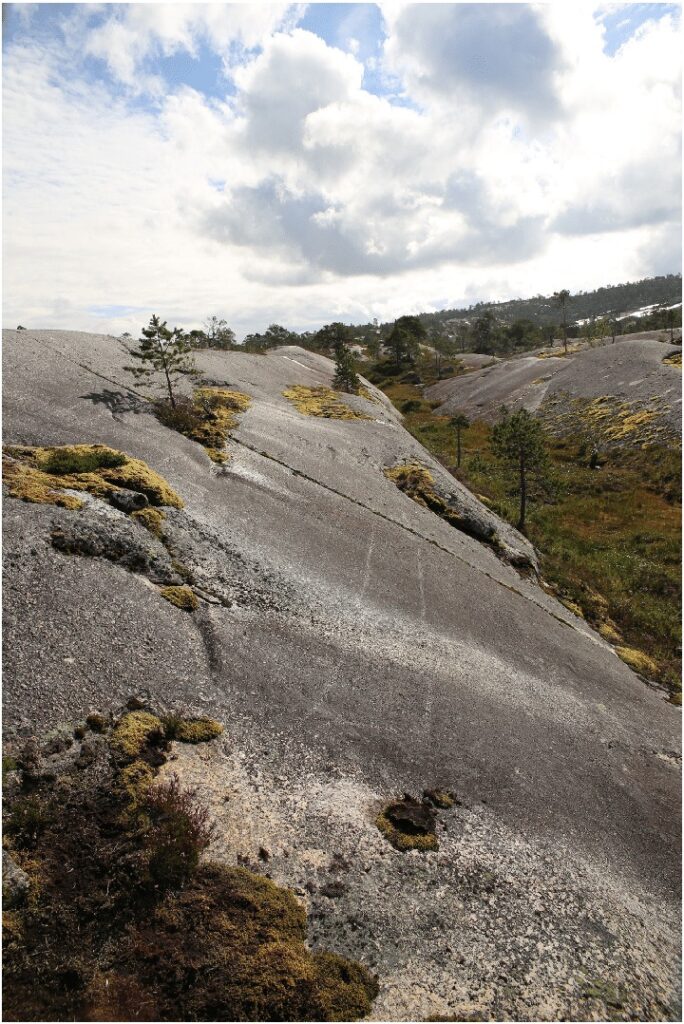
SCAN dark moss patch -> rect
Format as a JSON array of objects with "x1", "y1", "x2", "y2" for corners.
[
  {"x1": 43, "y1": 449, "x2": 127, "y2": 475},
  {"x1": 376, "y1": 796, "x2": 438, "y2": 852},
  {"x1": 423, "y1": 789, "x2": 456, "y2": 809}
]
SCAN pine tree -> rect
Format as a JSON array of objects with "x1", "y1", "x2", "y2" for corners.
[
  {"x1": 124, "y1": 315, "x2": 197, "y2": 408},
  {"x1": 553, "y1": 290, "x2": 571, "y2": 355},
  {"x1": 332, "y1": 341, "x2": 361, "y2": 393},
  {"x1": 491, "y1": 408, "x2": 548, "y2": 533},
  {"x1": 449, "y1": 412, "x2": 470, "y2": 468}
]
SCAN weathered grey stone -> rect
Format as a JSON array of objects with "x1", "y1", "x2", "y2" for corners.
[
  {"x1": 108, "y1": 487, "x2": 149, "y2": 513},
  {"x1": 2, "y1": 853, "x2": 30, "y2": 908}
]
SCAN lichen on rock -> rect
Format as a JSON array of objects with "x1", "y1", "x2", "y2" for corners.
[
  {"x1": 2, "y1": 444, "x2": 183, "y2": 509},
  {"x1": 159, "y1": 585, "x2": 199, "y2": 611},
  {"x1": 615, "y1": 646, "x2": 659, "y2": 679},
  {"x1": 283, "y1": 385, "x2": 371, "y2": 421}
]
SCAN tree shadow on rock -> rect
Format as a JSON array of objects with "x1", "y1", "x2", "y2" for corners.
[{"x1": 81, "y1": 388, "x2": 151, "y2": 420}]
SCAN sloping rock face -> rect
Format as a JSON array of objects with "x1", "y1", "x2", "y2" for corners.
[
  {"x1": 426, "y1": 339, "x2": 682, "y2": 443},
  {"x1": 2, "y1": 329, "x2": 681, "y2": 1020}
]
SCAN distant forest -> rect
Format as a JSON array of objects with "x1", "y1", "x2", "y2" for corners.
[{"x1": 415, "y1": 274, "x2": 682, "y2": 331}]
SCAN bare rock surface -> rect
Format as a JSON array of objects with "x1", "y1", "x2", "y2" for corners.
[
  {"x1": 2, "y1": 328, "x2": 681, "y2": 1020},
  {"x1": 426, "y1": 338, "x2": 682, "y2": 439}
]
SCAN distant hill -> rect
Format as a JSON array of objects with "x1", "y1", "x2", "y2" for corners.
[{"x1": 417, "y1": 274, "x2": 682, "y2": 330}]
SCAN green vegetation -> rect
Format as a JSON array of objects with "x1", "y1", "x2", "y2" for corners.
[
  {"x1": 112, "y1": 710, "x2": 165, "y2": 758},
  {"x1": 373, "y1": 376, "x2": 681, "y2": 699},
  {"x1": 160, "y1": 585, "x2": 199, "y2": 611},
  {"x1": 491, "y1": 409, "x2": 549, "y2": 532},
  {"x1": 3, "y1": 444, "x2": 184, "y2": 509},
  {"x1": 155, "y1": 387, "x2": 251, "y2": 464},
  {"x1": 449, "y1": 413, "x2": 470, "y2": 469},
  {"x1": 2, "y1": 708, "x2": 378, "y2": 1021},
  {"x1": 131, "y1": 506, "x2": 166, "y2": 536},
  {"x1": 42, "y1": 448, "x2": 127, "y2": 475},
  {"x1": 283, "y1": 385, "x2": 371, "y2": 420},
  {"x1": 333, "y1": 341, "x2": 362, "y2": 394},
  {"x1": 124, "y1": 314, "x2": 197, "y2": 407},
  {"x1": 162, "y1": 714, "x2": 224, "y2": 743}
]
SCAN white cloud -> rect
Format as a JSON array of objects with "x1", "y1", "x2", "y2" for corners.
[{"x1": 2, "y1": 4, "x2": 681, "y2": 338}]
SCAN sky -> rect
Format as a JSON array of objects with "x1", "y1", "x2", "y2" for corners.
[{"x1": 2, "y1": 1, "x2": 682, "y2": 339}]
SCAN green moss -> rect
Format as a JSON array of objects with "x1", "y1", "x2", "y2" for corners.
[
  {"x1": 117, "y1": 759, "x2": 155, "y2": 806},
  {"x1": 2, "y1": 755, "x2": 18, "y2": 781},
  {"x1": 283, "y1": 385, "x2": 371, "y2": 421},
  {"x1": 376, "y1": 806, "x2": 438, "y2": 853},
  {"x1": 2, "y1": 444, "x2": 183, "y2": 510},
  {"x1": 163, "y1": 715, "x2": 223, "y2": 743},
  {"x1": 131, "y1": 507, "x2": 166, "y2": 537},
  {"x1": 615, "y1": 646, "x2": 659, "y2": 678},
  {"x1": 111, "y1": 711, "x2": 164, "y2": 759},
  {"x1": 43, "y1": 448, "x2": 127, "y2": 475},
  {"x1": 159, "y1": 585, "x2": 198, "y2": 611},
  {"x1": 309, "y1": 951, "x2": 379, "y2": 1021}
]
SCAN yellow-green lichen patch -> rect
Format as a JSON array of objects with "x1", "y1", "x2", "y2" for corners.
[
  {"x1": 598, "y1": 621, "x2": 622, "y2": 644},
  {"x1": 155, "y1": 388, "x2": 251, "y2": 464},
  {"x1": 117, "y1": 759, "x2": 156, "y2": 807},
  {"x1": 606, "y1": 408, "x2": 657, "y2": 441},
  {"x1": 560, "y1": 599, "x2": 585, "y2": 619},
  {"x1": 376, "y1": 799, "x2": 439, "y2": 853},
  {"x1": 111, "y1": 711, "x2": 164, "y2": 759},
  {"x1": 192, "y1": 388, "x2": 251, "y2": 463},
  {"x1": 131, "y1": 506, "x2": 166, "y2": 537},
  {"x1": 663, "y1": 351, "x2": 682, "y2": 369},
  {"x1": 616, "y1": 646, "x2": 659, "y2": 678},
  {"x1": 159, "y1": 585, "x2": 198, "y2": 611},
  {"x1": 283, "y1": 385, "x2": 371, "y2": 421},
  {"x1": 163, "y1": 715, "x2": 223, "y2": 743},
  {"x1": 2, "y1": 444, "x2": 182, "y2": 510}
]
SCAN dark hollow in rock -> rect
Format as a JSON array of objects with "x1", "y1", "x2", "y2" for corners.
[
  {"x1": 108, "y1": 488, "x2": 149, "y2": 513},
  {"x1": 385, "y1": 797, "x2": 436, "y2": 835}
]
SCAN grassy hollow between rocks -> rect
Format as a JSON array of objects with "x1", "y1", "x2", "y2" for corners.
[
  {"x1": 2, "y1": 708, "x2": 378, "y2": 1022},
  {"x1": 378, "y1": 377, "x2": 681, "y2": 701}
]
